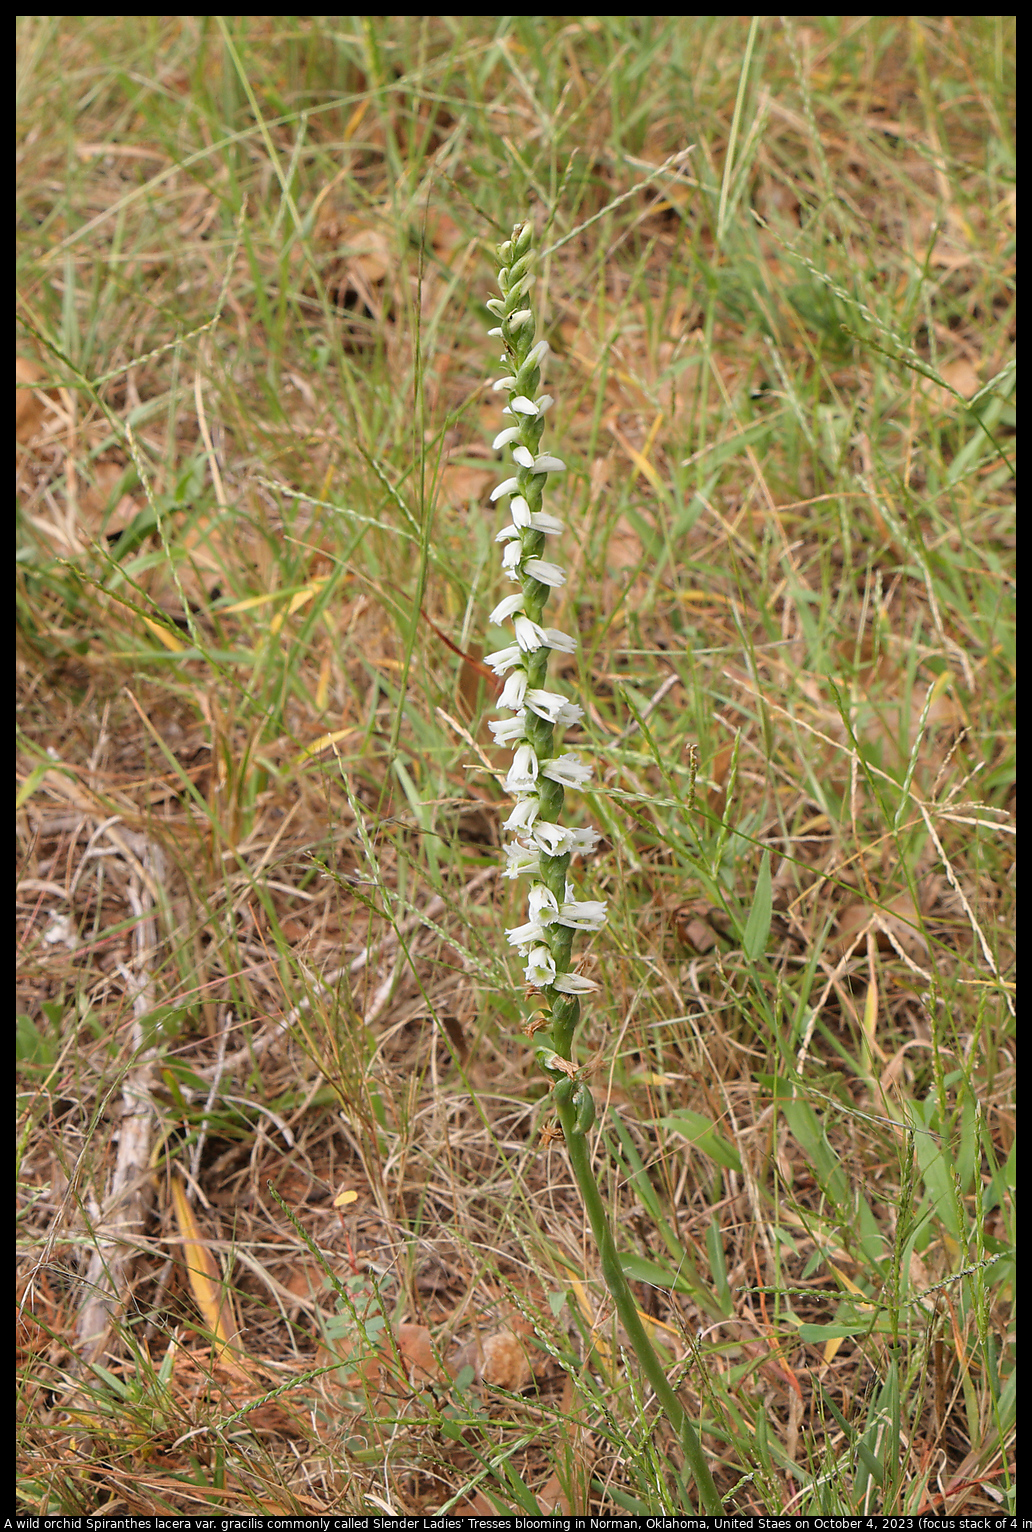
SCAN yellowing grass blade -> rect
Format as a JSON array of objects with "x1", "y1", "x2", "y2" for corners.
[{"x1": 170, "y1": 1177, "x2": 247, "y2": 1377}]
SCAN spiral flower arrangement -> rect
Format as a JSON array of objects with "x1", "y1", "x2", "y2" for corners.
[
  {"x1": 483, "y1": 219, "x2": 607, "y2": 1099},
  {"x1": 478, "y1": 219, "x2": 720, "y2": 1514}
]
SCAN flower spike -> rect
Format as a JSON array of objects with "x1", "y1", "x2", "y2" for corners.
[
  {"x1": 476, "y1": 219, "x2": 723, "y2": 1519},
  {"x1": 487, "y1": 218, "x2": 607, "y2": 1039}
]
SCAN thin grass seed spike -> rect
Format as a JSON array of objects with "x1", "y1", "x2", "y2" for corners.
[{"x1": 485, "y1": 220, "x2": 723, "y2": 1516}]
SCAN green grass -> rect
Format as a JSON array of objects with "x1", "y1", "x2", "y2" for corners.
[{"x1": 17, "y1": 15, "x2": 1014, "y2": 1517}]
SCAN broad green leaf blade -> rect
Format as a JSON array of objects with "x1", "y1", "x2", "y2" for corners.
[{"x1": 743, "y1": 849, "x2": 772, "y2": 960}]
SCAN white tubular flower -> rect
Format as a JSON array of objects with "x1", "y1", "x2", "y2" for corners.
[
  {"x1": 542, "y1": 753, "x2": 593, "y2": 788},
  {"x1": 488, "y1": 218, "x2": 607, "y2": 1010},
  {"x1": 507, "y1": 918, "x2": 548, "y2": 950},
  {"x1": 569, "y1": 826, "x2": 602, "y2": 855},
  {"x1": 542, "y1": 626, "x2": 578, "y2": 653},
  {"x1": 484, "y1": 643, "x2": 523, "y2": 675},
  {"x1": 524, "y1": 944, "x2": 557, "y2": 987},
  {"x1": 502, "y1": 795, "x2": 539, "y2": 832},
  {"x1": 528, "y1": 509, "x2": 565, "y2": 535},
  {"x1": 488, "y1": 713, "x2": 527, "y2": 745},
  {"x1": 512, "y1": 615, "x2": 548, "y2": 652},
  {"x1": 513, "y1": 615, "x2": 577, "y2": 654},
  {"x1": 531, "y1": 821, "x2": 577, "y2": 856},
  {"x1": 502, "y1": 842, "x2": 540, "y2": 879},
  {"x1": 558, "y1": 899, "x2": 608, "y2": 931},
  {"x1": 525, "y1": 689, "x2": 583, "y2": 725},
  {"x1": 489, "y1": 592, "x2": 525, "y2": 625},
  {"x1": 504, "y1": 743, "x2": 539, "y2": 793},
  {"x1": 553, "y1": 973, "x2": 600, "y2": 994},
  {"x1": 523, "y1": 557, "x2": 566, "y2": 587},
  {"x1": 528, "y1": 884, "x2": 560, "y2": 924},
  {"x1": 497, "y1": 669, "x2": 528, "y2": 711},
  {"x1": 510, "y1": 496, "x2": 566, "y2": 538}
]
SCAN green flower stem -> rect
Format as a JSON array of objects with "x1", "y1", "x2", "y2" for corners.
[{"x1": 553, "y1": 1091, "x2": 723, "y2": 1516}]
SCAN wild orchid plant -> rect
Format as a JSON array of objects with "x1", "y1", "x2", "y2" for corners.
[{"x1": 484, "y1": 220, "x2": 722, "y2": 1515}]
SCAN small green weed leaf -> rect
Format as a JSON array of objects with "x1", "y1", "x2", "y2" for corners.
[
  {"x1": 755, "y1": 1073, "x2": 797, "y2": 1100},
  {"x1": 820, "y1": 1386, "x2": 885, "y2": 1485},
  {"x1": 657, "y1": 1110, "x2": 742, "y2": 1172},
  {"x1": 705, "y1": 1216, "x2": 733, "y2": 1317},
  {"x1": 607, "y1": 1111, "x2": 663, "y2": 1222},
  {"x1": 742, "y1": 849, "x2": 772, "y2": 960},
  {"x1": 780, "y1": 1098, "x2": 850, "y2": 1206},
  {"x1": 598, "y1": 1483, "x2": 649, "y2": 1515},
  {"x1": 17, "y1": 1014, "x2": 57, "y2": 1070},
  {"x1": 997, "y1": 1363, "x2": 1017, "y2": 1433},
  {"x1": 498, "y1": 1459, "x2": 540, "y2": 1514},
  {"x1": 619, "y1": 1252, "x2": 701, "y2": 1297},
  {"x1": 16, "y1": 762, "x2": 53, "y2": 809},
  {"x1": 88, "y1": 1361, "x2": 131, "y2": 1401},
  {"x1": 911, "y1": 1096, "x2": 964, "y2": 1242},
  {"x1": 798, "y1": 1321, "x2": 885, "y2": 1342}
]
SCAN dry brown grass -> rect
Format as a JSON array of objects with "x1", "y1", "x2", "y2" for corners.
[{"x1": 18, "y1": 16, "x2": 1014, "y2": 1517}]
